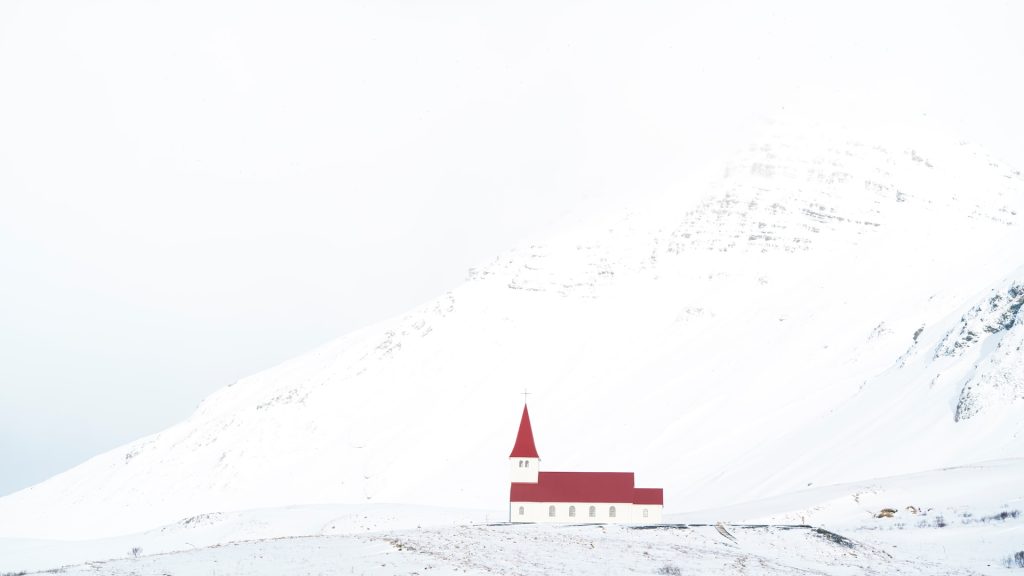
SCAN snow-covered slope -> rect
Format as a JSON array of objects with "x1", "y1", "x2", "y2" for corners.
[
  {"x1": 0, "y1": 503, "x2": 492, "y2": 573},
  {"x1": 3, "y1": 521, "x2": 981, "y2": 576},
  {"x1": 6, "y1": 462, "x2": 1022, "y2": 576},
  {"x1": 4, "y1": 463, "x2": 1020, "y2": 574},
  {"x1": 3, "y1": 115, "x2": 1023, "y2": 540}
]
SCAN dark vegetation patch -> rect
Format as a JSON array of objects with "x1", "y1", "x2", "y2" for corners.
[
  {"x1": 631, "y1": 524, "x2": 691, "y2": 530},
  {"x1": 811, "y1": 527, "x2": 856, "y2": 549},
  {"x1": 1003, "y1": 551, "x2": 1024, "y2": 569},
  {"x1": 983, "y1": 510, "x2": 1020, "y2": 523}
]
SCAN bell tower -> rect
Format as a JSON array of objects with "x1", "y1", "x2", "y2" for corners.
[{"x1": 509, "y1": 403, "x2": 540, "y2": 483}]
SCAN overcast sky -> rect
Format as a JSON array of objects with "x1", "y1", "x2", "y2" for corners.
[{"x1": 2, "y1": 0, "x2": 1023, "y2": 497}]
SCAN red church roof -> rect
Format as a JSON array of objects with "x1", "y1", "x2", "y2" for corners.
[
  {"x1": 509, "y1": 404, "x2": 540, "y2": 458},
  {"x1": 510, "y1": 472, "x2": 664, "y2": 505},
  {"x1": 632, "y1": 487, "x2": 665, "y2": 505}
]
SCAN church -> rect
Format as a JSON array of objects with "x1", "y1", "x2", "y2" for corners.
[{"x1": 508, "y1": 404, "x2": 663, "y2": 524}]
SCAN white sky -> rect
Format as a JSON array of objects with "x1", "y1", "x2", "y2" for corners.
[{"x1": 1, "y1": 0, "x2": 1022, "y2": 497}]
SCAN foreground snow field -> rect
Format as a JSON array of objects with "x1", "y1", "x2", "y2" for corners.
[
  {"x1": 2, "y1": 518, "x2": 1015, "y2": 576},
  {"x1": 2, "y1": 460, "x2": 1021, "y2": 575},
  {"x1": 0, "y1": 504, "x2": 488, "y2": 574},
  {"x1": 4, "y1": 524, "x2": 972, "y2": 576}
]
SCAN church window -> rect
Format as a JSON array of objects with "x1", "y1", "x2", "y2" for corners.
[
  {"x1": 548, "y1": 505, "x2": 556, "y2": 517},
  {"x1": 518, "y1": 506, "x2": 525, "y2": 516},
  {"x1": 643, "y1": 508, "x2": 649, "y2": 518},
  {"x1": 569, "y1": 506, "x2": 576, "y2": 518},
  {"x1": 589, "y1": 506, "x2": 596, "y2": 518},
  {"x1": 609, "y1": 506, "x2": 617, "y2": 518},
  {"x1": 525, "y1": 460, "x2": 529, "y2": 468}
]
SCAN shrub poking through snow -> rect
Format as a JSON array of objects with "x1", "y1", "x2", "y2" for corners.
[
  {"x1": 812, "y1": 528, "x2": 856, "y2": 549},
  {"x1": 876, "y1": 508, "x2": 897, "y2": 518},
  {"x1": 1002, "y1": 551, "x2": 1024, "y2": 568},
  {"x1": 130, "y1": 546, "x2": 143, "y2": 559},
  {"x1": 984, "y1": 510, "x2": 1020, "y2": 523},
  {"x1": 656, "y1": 564, "x2": 681, "y2": 575}
]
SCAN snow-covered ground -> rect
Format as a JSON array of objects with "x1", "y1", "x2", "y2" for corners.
[
  {"x1": 0, "y1": 504, "x2": 491, "y2": 573},
  {"x1": 2, "y1": 510, "x2": 1018, "y2": 575},
  {"x1": 676, "y1": 458, "x2": 1024, "y2": 573},
  {"x1": 3, "y1": 460, "x2": 1022, "y2": 574},
  {"x1": 5, "y1": 524, "x2": 964, "y2": 576}
]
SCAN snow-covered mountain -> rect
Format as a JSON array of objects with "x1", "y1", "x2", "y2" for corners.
[{"x1": 3, "y1": 115, "x2": 1023, "y2": 540}]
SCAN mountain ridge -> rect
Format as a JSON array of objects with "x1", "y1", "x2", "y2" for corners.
[{"x1": 4, "y1": 117, "x2": 1023, "y2": 540}]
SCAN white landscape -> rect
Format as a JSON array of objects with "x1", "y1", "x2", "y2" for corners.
[
  {"x1": 3, "y1": 113, "x2": 1024, "y2": 574},
  {"x1": 2, "y1": 2, "x2": 1024, "y2": 575}
]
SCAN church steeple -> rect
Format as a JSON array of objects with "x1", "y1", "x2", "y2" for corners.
[
  {"x1": 510, "y1": 404, "x2": 540, "y2": 458},
  {"x1": 509, "y1": 403, "x2": 540, "y2": 484}
]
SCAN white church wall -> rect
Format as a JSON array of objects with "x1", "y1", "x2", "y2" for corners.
[
  {"x1": 509, "y1": 458, "x2": 540, "y2": 483},
  {"x1": 510, "y1": 501, "x2": 649, "y2": 524},
  {"x1": 629, "y1": 504, "x2": 663, "y2": 524}
]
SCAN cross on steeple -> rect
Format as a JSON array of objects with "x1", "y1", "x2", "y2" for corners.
[{"x1": 521, "y1": 389, "x2": 531, "y2": 403}]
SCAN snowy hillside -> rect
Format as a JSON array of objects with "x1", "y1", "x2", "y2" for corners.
[
  {"x1": 4, "y1": 459, "x2": 1023, "y2": 576},
  {"x1": 0, "y1": 520, "x2": 984, "y2": 576},
  {"x1": 2, "y1": 115, "x2": 1023, "y2": 541}
]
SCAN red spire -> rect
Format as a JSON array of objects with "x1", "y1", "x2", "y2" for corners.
[{"x1": 509, "y1": 404, "x2": 540, "y2": 458}]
